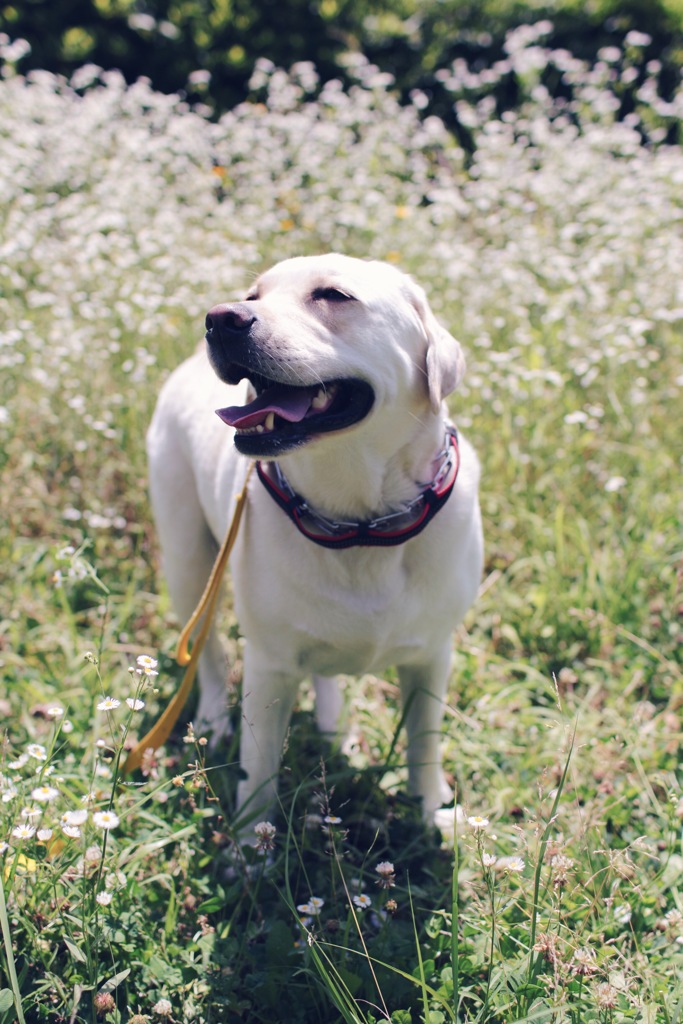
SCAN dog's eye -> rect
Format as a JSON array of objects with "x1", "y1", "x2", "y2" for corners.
[{"x1": 312, "y1": 287, "x2": 355, "y2": 303}]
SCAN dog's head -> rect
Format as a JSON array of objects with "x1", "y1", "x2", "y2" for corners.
[{"x1": 206, "y1": 253, "x2": 464, "y2": 457}]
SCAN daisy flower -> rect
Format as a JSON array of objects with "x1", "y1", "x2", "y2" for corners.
[
  {"x1": 62, "y1": 809, "x2": 88, "y2": 827},
  {"x1": 353, "y1": 894, "x2": 372, "y2": 910},
  {"x1": 62, "y1": 825, "x2": 82, "y2": 839},
  {"x1": 297, "y1": 896, "x2": 324, "y2": 915},
  {"x1": 92, "y1": 810, "x2": 120, "y2": 830},
  {"x1": 96, "y1": 891, "x2": 113, "y2": 906},
  {"x1": 26, "y1": 744, "x2": 47, "y2": 761},
  {"x1": 136, "y1": 654, "x2": 158, "y2": 669},
  {"x1": 467, "y1": 815, "x2": 490, "y2": 830},
  {"x1": 31, "y1": 785, "x2": 59, "y2": 803},
  {"x1": 12, "y1": 824, "x2": 36, "y2": 840},
  {"x1": 97, "y1": 696, "x2": 120, "y2": 711},
  {"x1": 502, "y1": 856, "x2": 525, "y2": 873},
  {"x1": 125, "y1": 697, "x2": 145, "y2": 711},
  {"x1": 136, "y1": 654, "x2": 158, "y2": 677}
]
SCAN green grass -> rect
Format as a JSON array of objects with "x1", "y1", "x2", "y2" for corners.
[{"x1": 1, "y1": 36, "x2": 682, "y2": 1024}]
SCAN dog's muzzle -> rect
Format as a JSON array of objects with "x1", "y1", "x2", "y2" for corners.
[{"x1": 205, "y1": 302, "x2": 374, "y2": 457}]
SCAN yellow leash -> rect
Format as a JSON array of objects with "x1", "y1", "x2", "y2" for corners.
[{"x1": 122, "y1": 462, "x2": 254, "y2": 776}]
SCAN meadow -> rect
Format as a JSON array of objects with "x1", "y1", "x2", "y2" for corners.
[{"x1": 0, "y1": 23, "x2": 682, "y2": 1023}]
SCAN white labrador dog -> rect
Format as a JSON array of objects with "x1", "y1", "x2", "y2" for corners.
[{"x1": 147, "y1": 253, "x2": 483, "y2": 824}]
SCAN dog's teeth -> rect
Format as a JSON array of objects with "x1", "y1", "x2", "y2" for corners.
[
  {"x1": 264, "y1": 412, "x2": 275, "y2": 431},
  {"x1": 256, "y1": 424, "x2": 264, "y2": 433},
  {"x1": 311, "y1": 389, "x2": 329, "y2": 410}
]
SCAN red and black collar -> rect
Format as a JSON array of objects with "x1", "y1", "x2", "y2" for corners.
[{"x1": 255, "y1": 425, "x2": 460, "y2": 549}]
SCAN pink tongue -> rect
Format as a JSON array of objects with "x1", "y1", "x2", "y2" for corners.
[{"x1": 216, "y1": 384, "x2": 318, "y2": 429}]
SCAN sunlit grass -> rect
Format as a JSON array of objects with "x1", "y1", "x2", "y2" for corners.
[{"x1": 1, "y1": 26, "x2": 682, "y2": 1023}]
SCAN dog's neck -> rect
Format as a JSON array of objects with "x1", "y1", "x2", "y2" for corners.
[{"x1": 273, "y1": 410, "x2": 447, "y2": 522}]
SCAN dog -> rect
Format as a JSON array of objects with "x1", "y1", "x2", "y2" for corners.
[{"x1": 147, "y1": 253, "x2": 483, "y2": 825}]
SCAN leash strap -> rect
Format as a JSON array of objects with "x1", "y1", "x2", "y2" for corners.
[{"x1": 122, "y1": 462, "x2": 254, "y2": 775}]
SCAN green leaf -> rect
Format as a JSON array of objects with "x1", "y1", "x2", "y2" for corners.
[
  {"x1": 0, "y1": 991, "x2": 15, "y2": 1013},
  {"x1": 197, "y1": 896, "x2": 225, "y2": 913},
  {"x1": 64, "y1": 938, "x2": 87, "y2": 964},
  {"x1": 99, "y1": 968, "x2": 131, "y2": 994},
  {"x1": 391, "y1": 1011, "x2": 412, "y2": 1024}
]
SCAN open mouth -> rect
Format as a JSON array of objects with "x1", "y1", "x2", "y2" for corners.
[{"x1": 215, "y1": 369, "x2": 375, "y2": 457}]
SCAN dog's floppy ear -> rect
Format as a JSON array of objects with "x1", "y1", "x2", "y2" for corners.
[{"x1": 408, "y1": 282, "x2": 465, "y2": 412}]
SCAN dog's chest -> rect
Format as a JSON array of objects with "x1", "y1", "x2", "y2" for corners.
[{"x1": 235, "y1": 539, "x2": 451, "y2": 676}]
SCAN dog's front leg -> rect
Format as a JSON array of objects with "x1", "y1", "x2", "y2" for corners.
[
  {"x1": 313, "y1": 675, "x2": 344, "y2": 738},
  {"x1": 236, "y1": 646, "x2": 300, "y2": 824},
  {"x1": 398, "y1": 646, "x2": 453, "y2": 821}
]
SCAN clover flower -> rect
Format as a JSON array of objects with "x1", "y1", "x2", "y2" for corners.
[
  {"x1": 594, "y1": 982, "x2": 619, "y2": 1008},
  {"x1": 571, "y1": 946, "x2": 598, "y2": 976},
  {"x1": 253, "y1": 821, "x2": 277, "y2": 852},
  {"x1": 550, "y1": 853, "x2": 574, "y2": 886},
  {"x1": 105, "y1": 870, "x2": 127, "y2": 890},
  {"x1": 533, "y1": 932, "x2": 559, "y2": 965},
  {"x1": 375, "y1": 861, "x2": 396, "y2": 888}
]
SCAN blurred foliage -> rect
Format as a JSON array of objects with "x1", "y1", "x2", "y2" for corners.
[{"x1": 1, "y1": 0, "x2": 681, "y2": 118}]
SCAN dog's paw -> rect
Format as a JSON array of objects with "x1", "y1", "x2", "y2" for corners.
[
  {"x1": 438, "y1": 771, "x2": 454, "y2": 807},
  {"x1": 433, "y1": 804, "x2": 466, "y2": 844}
]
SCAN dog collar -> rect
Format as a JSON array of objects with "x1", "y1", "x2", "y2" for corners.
[{"x1": 255, "y1": 425, "x2": 460, "y2": 549}]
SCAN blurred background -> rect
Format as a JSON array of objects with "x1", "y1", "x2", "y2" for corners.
[{"x1": 2, "y1": 0, "x2": 682, "y2": 131}]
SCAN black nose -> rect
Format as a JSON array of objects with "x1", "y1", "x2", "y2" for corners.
[{"x1": 205, "y1": 303, "x2": 256, "y2": 340}]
